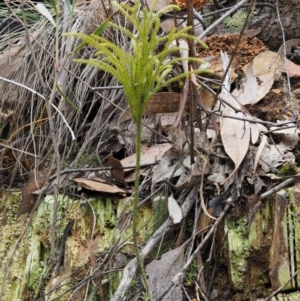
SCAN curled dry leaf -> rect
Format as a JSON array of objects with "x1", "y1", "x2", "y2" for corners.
[
  {"x1": 253, "y1": 134, "x2": 267, "y2": 176},
  {"x1": 278, "y1": 38, "x2": 300, "y2": 56},
  {"x1": 107, "y1": 155, "x2": 125, "y2": 184}
]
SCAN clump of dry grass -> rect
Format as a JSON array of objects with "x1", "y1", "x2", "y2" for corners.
[{"x1": 0, "y1": 0, "x2": 128, "y2": 185}]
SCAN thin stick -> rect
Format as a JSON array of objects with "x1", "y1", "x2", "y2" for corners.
[{"x1": 261, "y1": 176, "x2": 297, "y2": 200}]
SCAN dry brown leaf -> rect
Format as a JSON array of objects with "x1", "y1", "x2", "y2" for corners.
[
  {"x1": 198, "y1": 85, "x2": 215, "y2": 110},
  {"x1": 279, "y1": 58, "x2": 300, "y2": 77},
  {"x1": 107, "y1": 155, "x2": 125, "y2": 183},
  {"x1": 249, "y1": 51, "x2": 281, "y2": 104},
  {"x1": 278, "y1": 38, "x2": 300, "y2": 56},
  {"x1": 146, "y1": 244, "x2": 186, "y2": 301},
  {"x1": 243, "y1": 28, "x2": 262, "y2": 38},
  {"x1": 73, "y1": 178, "x2": 125, "y2": 194},
  {"x1": 17, "y1": 169, "x2": 55, "y2": 217},
  {"x1": 249, "y1": 121, "x2": 259, "y2": 145},
  {"x1": 120, "y1": 143, "x2": 172, "y2": 170},
  {"x1": 232, "y1": 63, "x2": 258, "y2": 105},
  {"x1": 118, "y1": 108, "x2": 132, "y2": 124},
  {"x1": 144, "y1": 92, "x2": 182, "y2": 114},
  {"x1": 220, "y1": 99, "x2": 250, "y2": 182},
  {"x1": 174, "y1": 156, "x2": 209, "y2": 190},
  {"x1": 152, "y1": 148, "x2": 184, "y2": 185},
  {"x1": 118, "y1": 93, "x2": 182, "y2": 125},
  {"x1": 198, "y1": 207, "x2": 214, "y2": 233},
  {"x1": 168, "y1": 195, "x2": 182, "y2": 224}
]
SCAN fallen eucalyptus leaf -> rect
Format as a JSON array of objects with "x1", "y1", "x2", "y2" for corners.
[
  {"x1": 220, "y1": 92, "x2": 250, "y2": 183},
  {"x1": 232, "y1": 63, "x2": 258, "y2": 105}
]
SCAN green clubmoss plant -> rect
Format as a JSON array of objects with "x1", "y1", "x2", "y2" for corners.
[{"x1": 66, "y1": 1, "x2": 211, "y2": 298}]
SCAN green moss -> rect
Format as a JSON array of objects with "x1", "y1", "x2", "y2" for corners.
[
  {"x1": 184, "y1": 259, "x2": 199, "y2": 286},
  {"x1": 225, "y1": 218, "x2": 251, "y2": 289},
  {"x1": 224, "y1": 10, "x2": 248, "y2": 32},
  {"x1": 278, "y1": 163, "x2": 298, "y2": 177}
]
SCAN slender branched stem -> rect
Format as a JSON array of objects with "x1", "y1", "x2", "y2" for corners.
[{"x1": 133, "y1": 121, "x2": 152, "y2": 299}]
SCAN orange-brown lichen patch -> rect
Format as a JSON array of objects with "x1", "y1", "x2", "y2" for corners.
[{"x1": 169, "y1": 0, "x2": 210, "y2": 10}]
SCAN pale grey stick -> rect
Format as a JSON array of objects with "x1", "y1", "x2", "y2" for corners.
[{"x1": 199, "y1": 0, "x2": 249, "y2": 39}]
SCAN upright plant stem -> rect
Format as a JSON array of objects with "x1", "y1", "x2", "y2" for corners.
[{"x1": 133, "y1": 121, "x2": 152, "y2": 300}]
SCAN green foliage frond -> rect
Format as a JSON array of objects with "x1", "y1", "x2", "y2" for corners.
[
  {"x1": 67, "y1": 0, "x2": 211, "y2": 122},
  {"x1": 155, "y1": 4, "x2": 181, "y2": 17},
  {"x1": 107, "y1": 22, "x2": 136, "y2": 40},
  {"x1": 74, "y1": 59, "x2": 120, "y2": 81},
  {"x1": 161, "y1": 68, "x2": 214, "y2": 88},
  {"x1": 157, "y1": 27, "x2": 208, "y2": 50},
  {"x1": 112, "y1": 1, "x2": 142, "y2": 33}
]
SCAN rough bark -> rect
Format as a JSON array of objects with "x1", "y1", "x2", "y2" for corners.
[{"x1": 251, "y1": 0, "x2": 300, "y2": 50}]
